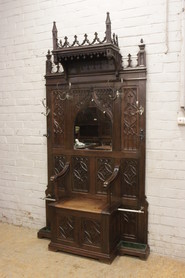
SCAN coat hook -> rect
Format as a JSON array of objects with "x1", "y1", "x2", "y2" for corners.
[
  {"x1": 107, "y1": 80, "x2": 120, "y2": 100},
  {"x1": 55, "y1": 82, "x2": 73, "y2": 101},
  {"x1": 130, "y1": 101, "x2": 144, "y2": 116},
  {"x1": 41, "y1": 98, "x2": 50, "y2": 116},
  {"x1": 136, "y1": 100, "x2": 144, "y2": 115}
]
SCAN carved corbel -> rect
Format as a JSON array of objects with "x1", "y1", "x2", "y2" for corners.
[{"x1": 106, "y1": 48, "x2": 122, "y2": 77}]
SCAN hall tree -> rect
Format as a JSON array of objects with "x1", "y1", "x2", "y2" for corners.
[{"x1": 38, "y1": 13, "x2": 149, "y2": 263}]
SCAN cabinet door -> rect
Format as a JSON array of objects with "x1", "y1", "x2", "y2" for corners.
[
  {"x1": 80, "y1": 217, "x2": 102, "y2": 251},
  {"x1": 54, "y1": 212, "x2": 78, "y2": 247}
]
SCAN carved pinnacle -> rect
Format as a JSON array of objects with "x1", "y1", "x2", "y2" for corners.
[
  {"x1": 106, "y1": 12, "x2": 112, "y2": 43},
  {"x1": 52, "y1": 21, "x2": 58, "y2": 33},
  {"x1": 52, "y1": 21, "x2": 58, "y2": 50},
  {"x1": 106, "y1": 12, "x2": 111, "y2": 25},
  {"x1": 138, "y1": 38, "x2": 146, "y2": 66}
]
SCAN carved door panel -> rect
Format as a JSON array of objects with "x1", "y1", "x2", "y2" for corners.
[
  {"x1": 57, "y1": 214, "x2": 76, "y2": 243},
  {"x1": 96, "y1": 157, "x2": 115, "y2": 194},
  {"x1": 121, "y1": 158, "x2": 140, "y2": 207},
  {"x1": 53, "y1": 208, "x2": 103, "y2": 251},
  {"x1": 81, "y1": 218, "x2": 102, "y2": 249},
  {"x1": 121, "y1": 87, "x2": 140, "y2": 151},
  {"x1": 72, "y1": 156, "x2": 89, "y2": 193},
  {"x1": 120, "y1": 208, "x2": 148, "y2": 244},
  {"x1": 51, "y1": 90, "x2": 66, "y2": 148},
  {"x1": 54, "y1": 210, "x2": 78, "y2": 247},
  {"x1": 119, "y1": 83, "x2": 146, "y2": 244},
  {"x1": 120, "y1": 211, "x2": 138, "y2": 242},
  {"x1": 120, "y1": 85, "x2": 145, "y2": 202}
]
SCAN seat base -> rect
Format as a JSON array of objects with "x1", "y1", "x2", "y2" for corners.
[
  {"x1": 48, "y1": 241, "x2": 118, "y2": 264},
  {"x1": 48, "y1": 199, "x2": 120, "y2": 264}
]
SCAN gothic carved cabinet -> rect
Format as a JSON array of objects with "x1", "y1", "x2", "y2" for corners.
[{"x1": 38, "y1": 13, "x2": 149, "y2": 263}]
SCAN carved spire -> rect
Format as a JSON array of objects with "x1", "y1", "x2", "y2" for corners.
[
  {"x1": 52, "y1": 21, "x2": 58, "y2": 50},
  {"x1": 106, "y1": 12, "x2": 112, "y2": 43}
]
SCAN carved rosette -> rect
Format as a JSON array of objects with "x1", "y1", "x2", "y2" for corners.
[
  {"x1": 121, "y1": 159, "x2": 138, "y2": 198},
  {"x1": 96, "y1": 158, "x2": 114, "y2": 193},
  {"x1": 72, "y1": 156, "x2": 89, "y2": 192},
  {"x1": 58, "y1": 216, "x2": 75, "y2": 241},
  {"x1": 82, "y1": 219, "x2": 101, "y2": 246},
  {"x1": 120, "y1": 212, "x2": 137, "y2": 241},
  {"x1": 122, "y1": 88, "x2": 139, "y2": 150}
]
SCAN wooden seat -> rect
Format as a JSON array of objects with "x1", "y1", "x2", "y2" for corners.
[
  {"x1": 48, "y1": 162, "x2": 120, "y2": 263},
  {"x1": 51, "y1": 197, "x2": 109, "y2": 213}
]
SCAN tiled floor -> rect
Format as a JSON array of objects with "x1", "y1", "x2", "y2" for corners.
[{"x1": 0, "y1": 222, "x2": 185, "y2": 278}]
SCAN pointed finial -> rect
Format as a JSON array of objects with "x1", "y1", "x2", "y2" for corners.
[
  {"x1": 46, "y1": 50, "x2": 52, "y2": 74},
  {"x1": 106, "y1": 12, "x2": 112, "y2": 43},
  {"x1": 52, "y1": 21, "x2": 58, "y2": 50},
  {"x1": 139, "y1": 38, "x2": 145, "y2": 51},
  {"x1": 106, "y1": 12, "x2": 111, "y2": 25},
  {"x1": 127, "y1": 54, "x2": 132, "y2": 67},
  {"x1": 52, "y1": 21, "x2": 58, "y2": 33},
  {"x1": 46, "y1": 50, "x2": 51, "y2": 59},
  {"x1": 138, "y1": 38, "x2": 146, "y2": 66}
]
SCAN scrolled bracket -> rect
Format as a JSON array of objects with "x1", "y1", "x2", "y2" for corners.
[
  {"x1": 103, "y1": 165, "x2": 120, "y2": 207},
  {"x1": 50, "y1": 162, "x2": 70, "y2": 201},
  {"x1": 103, "y1": 165, "x2": 120, "y2": 189},
  {"x1": 50, "y1": 162, "x2": 70, "y2": 182}
]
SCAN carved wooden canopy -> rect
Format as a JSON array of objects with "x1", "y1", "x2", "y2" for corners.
[
  {"x1": 51, "y1": 13, "x2": 122, "y2": 78},
  {"x1": 46, "y1": 12, "x2": 146, "y2": 82}
]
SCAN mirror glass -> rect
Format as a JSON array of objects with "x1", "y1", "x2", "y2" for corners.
[{"x1": 74, "y1": 107, "x2": 112, "y2": 150}]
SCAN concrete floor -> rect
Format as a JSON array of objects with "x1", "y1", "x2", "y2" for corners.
[{"x1": 0, "y1": 222, "x2": 185, "y2": 278}]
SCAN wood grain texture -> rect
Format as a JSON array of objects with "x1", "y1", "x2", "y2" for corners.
[{"x1": 38, "y1": 13, "x2": 149, "y2": 262}]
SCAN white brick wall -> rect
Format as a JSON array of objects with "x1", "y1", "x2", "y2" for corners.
[{"x1": 0, "y1": 0, "x2": 185, "y2": 260}]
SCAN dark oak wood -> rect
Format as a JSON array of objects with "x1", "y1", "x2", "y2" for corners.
[
  {"x1": 38, "y1": 12, "x2": 149, "y2": 263},
  {"x1": 50, "y1": 162, "x2": 70, "y2": 182}
]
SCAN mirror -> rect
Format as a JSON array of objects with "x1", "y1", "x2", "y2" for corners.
[{"x1": 74, "y1": 107, "x2": 112, "y2": 150}]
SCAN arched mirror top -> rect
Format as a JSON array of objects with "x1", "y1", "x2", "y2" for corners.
[{"x1": 74, "y1": 106, "x2": 112, "y2": 151}]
